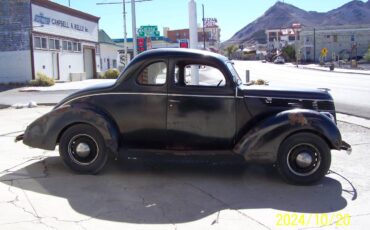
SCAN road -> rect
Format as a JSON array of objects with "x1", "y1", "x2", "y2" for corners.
[
  {"x1": 233, "y1": 61, "x2": 370, "y2": 119},
  {"x1": 0, "y1": 61, "x2": 369, "y2": 118}
]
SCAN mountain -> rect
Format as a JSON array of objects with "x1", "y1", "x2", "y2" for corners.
[{"x1": 222, "y1": 0, "x2": 370, "y2": 47}]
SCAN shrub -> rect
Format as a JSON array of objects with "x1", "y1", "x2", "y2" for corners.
[
  {"x1": 364, "y1": 47, "x2": 370, "y2": 62},
  {"x1": 249, "y1": 79, "x2": 269, "y2": 85},
  {"x1": 29, "y1": 72, "x2": 55, "y2": 86},
  {"x1": 102, "y1": 68, "x2": 120, "y2": 79}
]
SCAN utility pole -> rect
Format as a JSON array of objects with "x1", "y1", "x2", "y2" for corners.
[
  {"x1": 131, "y1": 0, "x2": 137, "y2": 57},
  {"x1": 202, "y1": 4, "x2": 206, "y2": 50},
  {"x1": 96, "y1": 0, "x2": 152, "y2": 60},
  {"x1": 68, "y1": 0, "x2": 70, "y2": 7},
  {"x1": 189, "y1": 0, "x2": 199, "y2": 85},
  {"x1": 123, "y1": 1, "x2": 128, "y2": 63},
  {"x1": 313, "y1": 28, "x2": 316, "y2": 63}
]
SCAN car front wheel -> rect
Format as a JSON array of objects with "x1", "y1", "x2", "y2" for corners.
[
  {"x1": 59, "y1": 124, "x2": 108, "y2": 174},
  {"x1": 277, "y1": 133, "x2": 331, "y2": 185}
]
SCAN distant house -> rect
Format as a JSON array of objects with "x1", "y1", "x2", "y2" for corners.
[
  {"x1": 99, "y1": 29, "x2": 122, "y2": 72},
  {"x1": 298, "y1": 25, "x2": 370, "y2": 62}
]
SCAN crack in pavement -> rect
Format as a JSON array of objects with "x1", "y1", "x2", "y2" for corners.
[{"x1": 184, "y1": 182, "x2": 272, "y2": 230}]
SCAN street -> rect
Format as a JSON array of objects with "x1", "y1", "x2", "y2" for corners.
[
  {"x1": 234, "y1": 61, "x2": 370, "y2": 119},
  {"x1": 0, "y1": 106, "x2": 369, "y2": 229},
  {"x1": 1, "y1": 61, "x2": 369, "y2": 118}
]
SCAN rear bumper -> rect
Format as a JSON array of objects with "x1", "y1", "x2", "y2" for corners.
[
  {"x1": 340, "y1": 140, "x2": 352, "y2": 155},
  {"x1": 15, "y1": 134, "x2": 24, "y2": 142}
]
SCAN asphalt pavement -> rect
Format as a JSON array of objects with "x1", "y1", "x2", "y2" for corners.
[
  {"x1": 0, "y1": 62, "x2": 369, "y2": 119},
  {"x1": 0, "y1": 106, "x2": 369, "y2": 229},
  {"x1": 234, "y1": 61, "x2": 370, "y2": 119}
]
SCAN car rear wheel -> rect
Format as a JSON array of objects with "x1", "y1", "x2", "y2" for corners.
[
  {"x1": 59, "y1": 124, "x2": 108, "y2": 174},
  {"x1": 276, "y1": 133, "x2": 331, "y2": 185}
]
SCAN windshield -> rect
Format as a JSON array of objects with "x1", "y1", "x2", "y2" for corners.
[{"x1": 226, "y1": 62, "x2": 242, "y2": 86}]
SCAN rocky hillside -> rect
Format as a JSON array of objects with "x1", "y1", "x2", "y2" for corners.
[{"x1": 222, "y1": 0, "x2": 370, "y2": 47}]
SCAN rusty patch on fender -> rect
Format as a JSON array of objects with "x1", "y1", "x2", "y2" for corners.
[{"x1": 289, "y1": 113, "x2": 308, "y2": 126}]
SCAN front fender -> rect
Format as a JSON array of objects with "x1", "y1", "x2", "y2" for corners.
[
  {"x1": 234, "y1": 109, "x2": 342, "y2": 163},
  {"x1": 23, "y1": 103, "x2": 119, "y2": 156}
]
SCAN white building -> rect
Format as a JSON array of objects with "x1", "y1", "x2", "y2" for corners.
[
  {"x1": 298, "y1": 25, "x2": 370, "y2": 62},
  {"x1": 98, "y1": 30, "x2": 123, "y2": 72},
  {"x1": 0, "y1": 0, "x2": 101, "y2": 83}
]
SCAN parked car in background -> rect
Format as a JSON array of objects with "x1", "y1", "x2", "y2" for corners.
[
  {"x1": 274, "y1": 56, "x2": 285, "y2": 64},
  {"x1": 16, "y1": 48, "x2": 351, "y2": 185}
]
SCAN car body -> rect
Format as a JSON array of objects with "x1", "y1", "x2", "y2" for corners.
[
  {"x1": 16, "y1": 48, "x2": 351, "y2": 184},
  {"x1": 274, "y1": 56, "x2": 285, "y2": 64}
]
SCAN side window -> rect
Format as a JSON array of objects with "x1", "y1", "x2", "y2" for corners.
[
  {"x1": 175, "y1": 64, "x2": 226, "y2": 87},
  {"x1": 137, "y1": 62, "x2": 167, "y2": 85}
]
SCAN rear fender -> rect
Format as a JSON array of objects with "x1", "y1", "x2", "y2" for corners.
[
  {"x1": 23, "y1": 103, "x2": 119, "y2": 156},
  {"x1": 234, "y1": 109, "x2": 342, "y2": 163}
]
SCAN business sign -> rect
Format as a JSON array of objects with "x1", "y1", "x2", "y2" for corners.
[
  {"x1": 137, "y1": 25, "x2": 160, "y2": 37},
  {"x1": 204, "y1": 18, "x2": 218, "y2": 28},
  {"x1": 34, "y1": 12, "x2": 89, "y2": 32},
  {"x1": 179, "y1": 40, "x2": 188, "y2": 48},
  {"x1": 32, "y1": 4, "x2": 98, "y2": 42}
]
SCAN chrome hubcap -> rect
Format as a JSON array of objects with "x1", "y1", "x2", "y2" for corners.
[
  {"x1": 296, "y1": 152, "x2": 313, "y2": 168},
  {"x1": 287, "y1": 143, "x2": 321, "y2": 176},
  {"x1": 75, "y1": 142, "x2": 91, "y2": 158}
]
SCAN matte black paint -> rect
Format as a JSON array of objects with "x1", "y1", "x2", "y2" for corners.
[{"x1": 22, "y1": 48, "x2": 348, "y2": 163}]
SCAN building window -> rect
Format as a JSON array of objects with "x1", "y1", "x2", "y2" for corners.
[
  {"x1": 34, "y1": 37, "x2": 41, "y2": 48},
  {"x1": 333, "y1": 35, "x2": 338, "y2": 43},
  {"x1": 63, "y1": 41, "x2": 68, "y2": 50},
  {"x1": 73, "y1": 42, "x2": 78, "y2": 52},
  {"x1": 351, "y1": 35, "x2": 355, "y2": 42},
  {"x1": 34, "y1": 36, "x2": 47, "y2": 49},
  {"x1": 49, "y1": 39, "x2": 60, "y2": 50},
  {"x1": 71, "y1": 42, "x2": 82, "y2": 52},
  {"x1": 67, "y1": 41, "x2": 72, "y2": 51}
]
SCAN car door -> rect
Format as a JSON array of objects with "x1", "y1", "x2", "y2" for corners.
[
  {"x1": 166, "y1": 60, "x2": 236, "y2": 150},
  {"x1": 113, "y1": 60, "x2": 168, "y2": 149}
]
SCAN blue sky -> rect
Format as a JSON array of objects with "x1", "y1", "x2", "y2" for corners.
[{"x1": 52, "y1": 0, "x2": 364, "y2": 41}]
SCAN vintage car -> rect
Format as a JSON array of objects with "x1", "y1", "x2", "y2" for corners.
[{"x1": 16, "y1": 48, "x2": 351, "y2": 185}]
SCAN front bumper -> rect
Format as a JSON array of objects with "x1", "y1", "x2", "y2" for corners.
[{"x1": 340, "y1": 140, "x2": 352, "y2": 155}]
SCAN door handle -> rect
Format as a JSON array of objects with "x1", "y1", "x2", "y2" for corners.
[{"x1": 169, "y1": 99, "x2": 180, "y2": 103}]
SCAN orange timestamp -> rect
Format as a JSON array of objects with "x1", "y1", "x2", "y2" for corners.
[{"x1": 276, "y1": 213, "x2": 351, "y2": 227}]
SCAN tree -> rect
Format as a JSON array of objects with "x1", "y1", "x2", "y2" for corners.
[
  {"x1": 224, "y1": 45, "x2": 238, "y2": 59},
  {"x1": 282, "y1": 45, "x2": 296, "y2": 62}
]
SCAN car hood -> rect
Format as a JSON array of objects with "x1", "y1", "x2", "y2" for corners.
[
  {"x1": 54, "y1": 80, "x2": 117, "y2": 109},
  {"x1": 238, "y1": 85, "x2": 333, "y2": 101}
]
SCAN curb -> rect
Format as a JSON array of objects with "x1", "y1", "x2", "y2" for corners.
[
  {"x1": 337, "y1": 113, "x2": 370, "y2": 129},
  {"x1": 0, "y1": 103, "x2": 56, "y2": 110},
  {"x1": 296, "y1": 65, "x2": 370, "y2": 76}
]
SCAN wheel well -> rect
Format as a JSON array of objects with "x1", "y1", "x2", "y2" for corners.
[
  {"x1": 56, "y1": 122, "x2": 92, "y2": 145},
  {"x1": 280, "y1": 130, "x2": 334, "y2": 152}
]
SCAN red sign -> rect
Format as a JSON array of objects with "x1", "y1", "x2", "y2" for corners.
[{"x1": 180, "y1": 41, "x2": 188, "y2": 48}]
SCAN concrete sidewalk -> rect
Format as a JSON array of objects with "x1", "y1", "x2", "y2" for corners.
[
  {"x1": 0, "y1": 106, "x2": 369, "y2": 229},
  {"x1": 286, "y1": 63, "x2": 370, "y2": 75},
  {"x1": 20, "y1": 79, "x2": 116, "y2": 92}
]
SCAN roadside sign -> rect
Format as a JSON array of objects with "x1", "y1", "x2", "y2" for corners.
[{"x1": 321, "y1": 48, "x2": 328, "y2": 57}]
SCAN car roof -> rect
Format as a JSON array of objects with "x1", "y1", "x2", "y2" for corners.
[{"x1": 133, "y1": 48, "x2": 229, "y2": 62}]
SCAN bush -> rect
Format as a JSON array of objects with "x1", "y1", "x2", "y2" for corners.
[
  {"x1": 102, "y1": 68, "x2": 120, "y2": 79},
  {"x1": 364, "y1": 47, "x2": 370, "y2": 62},
  {"x1": 249, "y1": 79, "x2": 269, "y2": 85},
  {"x1": 29, "y1": 72, "x2": 55, "y2": 86}
]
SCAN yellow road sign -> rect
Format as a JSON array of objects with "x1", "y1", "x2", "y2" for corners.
[{"x1": 321, "y1": 48, "x2": 328, "y2": 57}]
